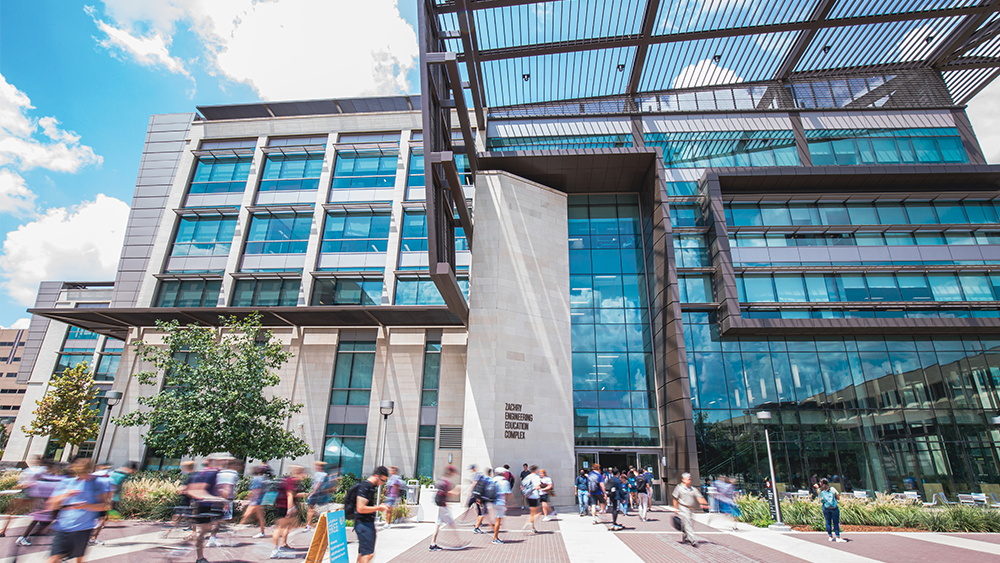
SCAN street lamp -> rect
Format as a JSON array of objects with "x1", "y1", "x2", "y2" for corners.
[
  {"x1": 94, "y1": 391, "x2": 123, "y2": 461},
  {"x1": 376, "y1": 400, "x2": 394, "y2": 517},
  {"x1": 756, "y1": 411, "x2": 790, "y2": 531}
]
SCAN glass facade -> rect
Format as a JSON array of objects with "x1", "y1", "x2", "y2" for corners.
[
  {"x1": 310, "y1": 278, "x2": 382, "y2": 306},
  {"x1": 245, "y1": 214, "x2": 312, "y2": 255},
  {"x1": 325, "y1": 341, "x2": 375, "y2": 475},
  {"x1": 644, "y1": 131, "x2": 800, "y2": 168},
  {"x1": 321, "y1": 212, "x2": 391, "y2": 253},
  {"x1": 394, "y1": 277, "x2": 469, "y2": 305},
  {"x1": 806, "y1": 128, "x2": 968, "y2": 165},
  {"x1": 685, "y1": 312, "x2": 1000, "y2": 495},
  {"x1": 231, "y1": 279, "x2": 300, "y2": 307},
  {"x1": 332, "y1": 151, "x2": 397, "y2": 189},
  {"x1": 399, "y1": 211, "x2": 468, "y2": 253},
  {"x1": 735, "y1": 272, "x2": 1000, "y2": 304},
  {"x1": 155, "y1": 280, "x2": 221, "y2": 307},
  {"x1": 170, "y1": 217, "x2": 236, "y2": 258},
  {"x1": 260, "y1": 154, "x2": 324, "y2": 191},
  {"x1": 415, "y1": 341, "x2": 441, "y2": 479},
  {"x1": 726, "y1": 200, "x2": 997, "y2": 227},
  {"x1": 568, "y1": 194, "x2": 658, "y2": 447},
  {"x1": 189, "y1": 157, "x2": 251, "y2": 194},
  {"x1": 486, "y1": 134, "x2": 632, "y2": 152}
]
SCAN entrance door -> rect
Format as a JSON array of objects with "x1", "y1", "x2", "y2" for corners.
[{"x1": 598, "y1": 452, "x2": 637, "y2": 473}]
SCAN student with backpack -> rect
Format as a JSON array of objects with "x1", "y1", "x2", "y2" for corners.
[
  {"x1": 539, "y1": 469, "x2": 557, "y2": 521},
  {"x1": 343, "y1": 466, "x2": 389, "y2": 563},
  {"x1": 575, "y1": 470, "x2": 590, "y2": 516},
  {"x1": 239, "y1": 465, "x2": 271, "y2": 538},
  {"x1": 520, "y1": 465, "x2": 543, "y2": 534},
  {"x1": 489, "y1": 468, "x2": 511, "y2": 545},
  {"x1": 45, "y1": 459, "x2": 111, "y2": 563},
  {"x1": 587, "y1": 464, "x2": 606, "y2": 524},
  {"x1": 635, "y1": 471, "x2": 650, "y2": 522},
  {"x1": 306, "y1": 461, "x2": 336, "y2": 532},
  {"x1": 606, "y1": 469, "x2": 626, "y2": 531},
  {"x1": 814, "y1": 478, "x2": 846, "y2": 543},
  {"x1": 429, "y1": 465, "x2": 459, "y2": 551},
  {"x1": 473, "y1": 468, "x2": 498, "y2": 534},
  {"x1": 382, "y1": 466, "x2": 404, "y2": 529}
]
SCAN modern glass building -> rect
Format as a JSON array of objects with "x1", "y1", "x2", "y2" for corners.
[{"x1": 7, "y1": 1, "x2": 1000, "y2": 501}]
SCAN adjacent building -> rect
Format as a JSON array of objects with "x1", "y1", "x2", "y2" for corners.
[
  {"x1": 6, "y1": 1, "x2": 1000, "y2": 501},
  {"x1": 0, "y1": 328, "x2": 29, "y2": 437}
]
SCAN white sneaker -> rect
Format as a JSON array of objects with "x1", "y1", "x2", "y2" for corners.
[
  {"x1": 835, "y1": 538, "x2": 847, "y2": 543},
  {"x1": 88, "y1": 539, "x2": 104, "y2": 546},
  {"x1": 15, "y1": 537, "x2": 30, "y2": 546},
  {"x1": 206, "y1": 537, "x2": 220, "y2": 548},
  {"x1": 828, "y1": 536, "x2": 835, "y2": 541},
  {"x1": 270, "y1": 549, "x2": 294, "y2": 559},
  {"x1": 252, "y1": 532, "x2": 267, "y2": 538},
  {"x1": 303, "y1": 526, "x2": 312, "y2": 532}
]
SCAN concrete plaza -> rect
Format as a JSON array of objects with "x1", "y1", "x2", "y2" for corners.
[{"x1": 0, "y1": 505, "x2": 997, "y2": 562}]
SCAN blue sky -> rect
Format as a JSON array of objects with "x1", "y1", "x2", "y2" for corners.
[{"x1": 1, "y1": 0, "x2": 999, "y2": 329}]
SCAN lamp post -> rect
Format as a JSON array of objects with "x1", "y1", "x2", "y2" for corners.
[
  {"x1": 94, "y1": 391, "x2": 123, "y2": 461},
  {"x1": 756, "y1": 411, "x2": 790, "y2": 531},
  {"x1": 376, "y1": 400, "x2": 394, "y2": 515}
]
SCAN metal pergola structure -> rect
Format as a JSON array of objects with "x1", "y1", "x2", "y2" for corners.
[{"x1": 419, "y1": 0, "x2": 1000, "y2": 321}]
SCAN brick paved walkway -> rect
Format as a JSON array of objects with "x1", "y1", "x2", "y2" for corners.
[{"x1": 0, "y1": 507, "x2": 996, "y2": 562}]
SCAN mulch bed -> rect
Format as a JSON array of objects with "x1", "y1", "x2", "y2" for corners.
[{"x1": 790, "y1": 524, "x2": 927, "y2": 533}]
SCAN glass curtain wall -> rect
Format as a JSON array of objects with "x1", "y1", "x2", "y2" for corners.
[
  {"x1": 325, "y1": 341, "x2": 376, "y2": 475},
  {"x1": 569, "y1": 194, "x2": 658, "y2": 448}
]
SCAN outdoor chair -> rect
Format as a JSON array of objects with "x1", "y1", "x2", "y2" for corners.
[
  {"x1": 957, "y1": 494, "x2": 978, "y2": 506},
  {"x1": 923, "y1": 492, "x2": 955, "y2": 508},
  {"x1": 903, "y1": 491, "x2": 921, "y2": 502},
  {"x1": 853, "y1": 491, "x2": 869, "y2": 501}
]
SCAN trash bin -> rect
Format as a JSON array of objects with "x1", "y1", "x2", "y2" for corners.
[{"x1": 406, "y1": 480, "x2": 420, "y2": 504}]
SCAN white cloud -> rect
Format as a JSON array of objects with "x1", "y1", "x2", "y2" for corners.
[
  {"x1": 0, "y1": 195, "x2": 129, "y2": 306},
  {"x1": 1, "y1": 318, "x2": 30, "y2": 330},
  {"x1": 92, "y1": 0, "x2": 419, "y2": 100},
  {"x1": 672, "y1": 59, "x2": 743, "y2": 89},
  {"x1": 85, "y1": 5, "x2": 192, "y2": 79},
  {"x1": 0, "y1": 74, "x2": 102, "y2": 174},
  {"x1": 0, "y1": 170, "x2": 37, "y2": 217},
  {"x1": 966, "y1": 79, "x2": 1000, "y2": 164}
]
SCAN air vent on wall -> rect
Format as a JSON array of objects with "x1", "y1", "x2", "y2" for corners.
[{"x1": 438, "y1": 426, "x2": 463, "y2": 450}]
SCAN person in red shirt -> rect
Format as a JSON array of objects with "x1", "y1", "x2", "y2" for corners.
[{"x1": 270, "y1": 465, "x2": 306, "y2": 559}]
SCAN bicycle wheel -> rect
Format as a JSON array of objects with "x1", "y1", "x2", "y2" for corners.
[{"x1": 435, "y1": 523, "x2": 472, "y2": 550}]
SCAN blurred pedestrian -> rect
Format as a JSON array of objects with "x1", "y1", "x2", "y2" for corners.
[
  {"x1": 575, "y1": 470, "x2": 589, "y2": 516},
  {"x1": 45, "y1": 458, "x2": 111, "y2": 563},
  {"x1": 673, "y1": 472, "x2": 708, "y2": 547}
]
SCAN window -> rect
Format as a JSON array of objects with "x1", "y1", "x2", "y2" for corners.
[
  {"x1": 332, "y1": 150, "x2": 397, "y2": 189},
  {"x1": 245, "y1": 214, "x2": 312, "y2": 254},
  {"x1": 189, "y1": 157, "x2": 252, "y2": 194},
  {"x1": 644, "y1": 130, "x2": 799, "y2": 168},
  {"x1": 674, "y1": 235, "x2": 710, "y2": 268},
  {"x1": 394, "y1": 278, "x2": 470, "y2": 305},
  {"x1": 259, "y1": 155, "x2": 324, "y2": 191},
  {"x1": 415, "y1": 425, "x2": 436, "y2": 478},
  {"x1": 231, "y1": 279, "x2": 300, "y2": 307},
  {"x1": 399, "y1": 211, "x2": 468, "y2": 253},
  {"x1": 324, "y1": 424, "x2": 367, "y2": 477},
  {"x1": 420, "y1": 341, "x2": 441, "y2": 406},
  {"x1": 321, "y1": 212, "x2": 391, "y2": 253},
  {"x1": 487, "y1": 134, "x2": 631, "y2": 151},
  {"x1": 155, "y1": 280, "x2": 221, "y2": 307},
  {"x1": 310, "y1": 278, "x2": 382, "y2": 306},
  {"x1": 170, "y1": 217, "x2": 236, "y2": 257},
  {"x1": 331, "y1": 341, "x2": 375, "y2": 406},
  {"x1": 807, "y1": 128, "x2": 968, "y2": 165},
  {"x1": 95, "y1": 354, "x2": 119, "y2": 381},
  {"x1": 67, "y1": 326, "x2": 99, "y2": 340}
]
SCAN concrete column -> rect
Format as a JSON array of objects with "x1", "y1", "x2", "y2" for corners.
[{"x1": 464, "y1": 170, "x2": 574, "y2": 499}]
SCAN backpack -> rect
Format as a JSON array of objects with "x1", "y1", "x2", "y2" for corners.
[
  {"x1": 472, "y1": 475, "x2": 488, "y2": 498},
  {"x1": 260, "y1": 478, "x2": 280, "y2": 507},
  {"x1": 481, "y1": 478, "x2": 498, "y2": 503},
  {"x1": 520, "y1": 475, "x2": 535, "y2": 497},
  {"x1": 587, "y1": 471, "x2": 601, "y2": 494},
  {"x1": 636, "y1": 475, "x2": 648, "y2": 493},
  {"x1": 343, "y1": 482, "x2": 361, "y2": 520},
  {"x1": 434, "y1": 479, "x2": 450, "y2": 507}
]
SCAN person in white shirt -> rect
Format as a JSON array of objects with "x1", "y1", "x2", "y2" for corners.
[
  {"x1": 521, "y1": 465, "x2": 542, "y2": 534},
  {"x1": 207, "y1": 457, "x2": 239, "y2": 548},
  {"x1": 490, "y1": 469, "x2": 511, "y2": 545}
]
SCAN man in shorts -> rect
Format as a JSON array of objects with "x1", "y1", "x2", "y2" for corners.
[
  {"x1": 382, "y1": 466, "x2": 404, "y2": 529},
  {"x1": 46, "y1": 458, "x2": 111, "y2": 563},
  {"x1": 428, "y1": 465, "x2": 458, "y2": 551},
  {"x1": 587, "y1": 463, "x2": 606, "y2": 524},
  {"x1": 206, "y1": 457, "x2": 239, "y2": 548},
  {"x1": 353, "y1": 466, "x2": 389, "y2": 563},
  {"x1": 305, "y1": 461, "x2": 332, "y2": 532},
  {"x1": 521, "y1": 465, "x2": 542, "y2": 533},
  {"x1": 490, "y1": 468, "x2": 511, "y2": 545},
  {"x1": 6, "y1": 456, "x2": 49, "y2": 541},
  {"x1": 186, "y1": 458, "x2": 226, "y2": 563},
  {"x1": 90, "y1": 462, "x2": 137, "y2": 545}
]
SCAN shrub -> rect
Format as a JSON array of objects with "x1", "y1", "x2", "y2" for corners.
[
  {"x1": 116, "y1": 475, "x2": 182, "y2": 520},
  {"x1": 735, "y1": 494, "x2": 772, "y2": 524},
  {"x1": 780, "y1": 498, "x2": 822, "y2": 528}
]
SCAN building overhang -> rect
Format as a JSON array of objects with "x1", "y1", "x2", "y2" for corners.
[
  {"x1": 478, "y1": 148, "x2": 659, "y2": 194},
  {"x1": 27, "y1": 306, "x2": 464, "y2": 340}
]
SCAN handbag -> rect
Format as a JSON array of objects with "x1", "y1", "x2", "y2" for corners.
[{"x1": 672, "y1": 515, "x2": 682, "y2": 530}]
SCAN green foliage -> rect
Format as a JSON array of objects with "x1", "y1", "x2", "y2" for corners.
[
  {"x1": 116, "y1": 475, "x2": 183, "y2": 520},
  {"x1": 114, "y1": 313, "x2": 311, "y2": 461},
  {"x1": 735, "y1": 494, "x2": 772, "y2": 524},
  {"x1": 23, "y1": 362, "x2": 100, "y2": 451}
]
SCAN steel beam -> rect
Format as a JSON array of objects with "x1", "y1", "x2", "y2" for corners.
[
  {"x1": 463, "y1": 5, "x2": 991, "y2": 63},
  {"x1": 774, "y1": 0, "x2": 837, "y2": 80},
  {"x1": 626, "y1": 0, "x2": 662, "y2": 96},
  {"x1": 430, "y1": 262, "x2": 469, "y2": 324},
  {"x1": 927, "y1": 0, "x2": 1000, "y2": 68},
  {"x1": 454, "y1": 0, "x2": 487, "y2": 130},
  {"x1": 429, "y1": 150, "x2": 474, "y2": 249}
]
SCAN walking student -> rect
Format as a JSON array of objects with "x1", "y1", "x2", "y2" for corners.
[
  {"x1": 587, "y1": 464, "x2": 606, "y2": 524},
  {"x1": 521, "y1": 465, "x2": 542, "y2": 533},
  {"x1": 635, "y1": 470, "x2": 650, "y2": 522},
  {"x1": 240, "y1": 465, "x2": 271, "y2": 538},
  {"x1": 539, "y1": 469, "x2": 557, "y2": 521},
  {"x1": 575, "y1": 470, "x2": 589, "y2": 516},
  {"x1": 383, "y1": 466, "x2": 404, "y2": 529},
  {"x1": 306, "y1": 461, "x2": 335, "y2": 532},
  {"x1": 815, "y1": 478, "x2": 846, "y2": 543},
  {"x1": 606, "y1": 469, "x2": 624, "y2": 531},
  {"x1": 45, "y1": 459, "x2": 111, "y2": 563},
  {"x1": 473, "y1": 468, "x2": 497, "y2": 534},
  {"x1": 518, "y1": 464, "x2": 530, "y2": 509},
  {"x1": 672, "y1": 472, "x2": 708, "y2": 547},
  {"x1": 351, "y1": 466, "x2": 389, "y2": 563},
  {"x1": 269, "y1": 465, "x2": 306, "y2": 559},
  {"x1": 490, "y1": 468, "x2": 511, "y2": 545},
  {"x1": 429, "y1": 465, "x2": 458, "y2": 551}
]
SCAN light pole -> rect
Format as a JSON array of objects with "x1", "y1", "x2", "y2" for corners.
[
  {"x1": 376, "y1": 400, "x2": 394, "y2": 515},
  {"x1": 94, "y1": 391, "x2": 123, "y2": 461},
  {"x1": 756, "y1": 411, "x2": 790, "y2": 531}
]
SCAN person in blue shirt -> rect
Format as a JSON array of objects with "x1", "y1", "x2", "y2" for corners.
[
  {"x1": 575, "y1": 470, "x2": 590, "y2": 516},
  {"x1": 45, "y1": 458, "x2": 111, "y2": 563}
]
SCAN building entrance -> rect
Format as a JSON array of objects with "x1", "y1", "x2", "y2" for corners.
[{"x1": 576, "y1": 450, "x2": 663, "y2": 502}]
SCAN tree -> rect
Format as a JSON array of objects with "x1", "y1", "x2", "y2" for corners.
[
  {"x1": 23, "y1": 361, "x2": 100, "y2": 461},
  {"x1": 114, "y1": 313, "x2": 312, "y2": 461}
]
